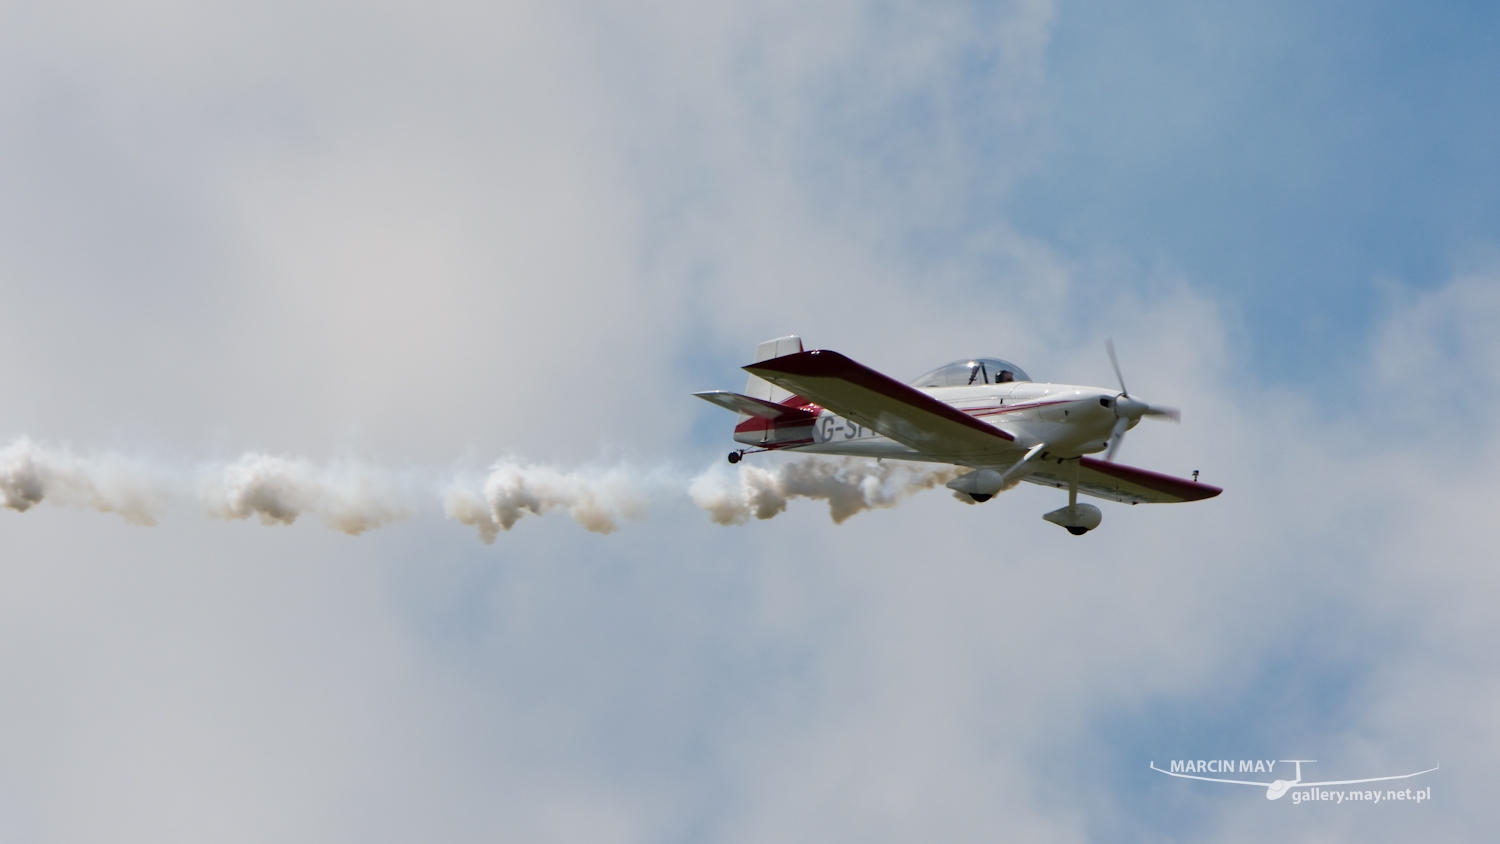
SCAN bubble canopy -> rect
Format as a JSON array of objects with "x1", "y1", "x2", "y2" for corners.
[{"x1": 909, "y1": 358, "x2": 1032, "y2": 387}]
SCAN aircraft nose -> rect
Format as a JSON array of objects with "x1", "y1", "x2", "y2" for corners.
[
  {"x1": 1114, "y1": 394, "x2": 1181, "y2": 422},
  {"x1": 1266, "y1": 780, "x2": 1290, "y2": 800}
]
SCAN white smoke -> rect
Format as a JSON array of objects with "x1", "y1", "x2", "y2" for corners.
[
  {"x1": 444, "y1": 461, "x2": 649, "y2": 542},
  {"x1": 0, "y1": 439, "x2": 172, "y2": 525},
  {"x1": 1, "y1": 438, "x2": 958, "y2": 538},
  {"x1": 201, "y1": 453, "x2": 412, "y2": 535},
  {"x1": 689, "y1": 457, "x2": 963, "y2": 525},
  {"x1": 0, "y1": 440, "x2": 411, "y2": 535}
]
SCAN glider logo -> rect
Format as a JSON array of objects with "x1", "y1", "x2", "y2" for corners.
[{"x1": 1150, "y1": 759, "x2": 1438, "y2": 802}]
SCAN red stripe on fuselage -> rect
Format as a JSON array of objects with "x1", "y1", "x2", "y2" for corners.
[
  {"x1": 967, "y1": 399, "x2": 1072, "y2": 418},
  {"x1": 735, "y1": 416, "x2": 817, "y2": 435},
  {"x1": 733, "y1": 395, "x2": 822, "y2": 435}
]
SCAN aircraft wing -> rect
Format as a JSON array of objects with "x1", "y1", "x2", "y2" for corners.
[
  {"x1": 1023, "y1": 457, "x2": 1222, "y2": 504},
  {"x1": 744, "y1": 350, "x2": 1022, "y2": 465}
]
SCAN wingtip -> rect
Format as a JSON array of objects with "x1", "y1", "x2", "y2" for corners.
[{"x1": 742, "y1": 348, "x2": 832, "y2": 374}]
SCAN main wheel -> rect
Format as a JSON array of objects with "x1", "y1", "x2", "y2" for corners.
[
  {"x1": 727, "y1": 452, "x2": 741, "y2": 464},
  {"x1": 969, "y1": 493, "x2": 992, "y2": 503},
  {"x1": 1067, "y1": 526, "x2": 1089, "y2": 536}
]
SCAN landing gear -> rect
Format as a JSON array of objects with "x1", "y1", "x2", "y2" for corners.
[
  {"x1": 969, "y1": 493, "x2": 992, "y2": 503},
  {"x1": 1045, "y1": 503, "x2": 1102, "y2": 534},
  {"x1": 1042, "y1": 458, "x2": 1103, "y2": 535},
  {"x1": 726, "y1": 448, "x2": 770, "y2": 464}
]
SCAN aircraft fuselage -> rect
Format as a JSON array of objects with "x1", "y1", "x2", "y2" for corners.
[{"x1": 735, "y1": 382, "x2": 1132, "y2": 466}]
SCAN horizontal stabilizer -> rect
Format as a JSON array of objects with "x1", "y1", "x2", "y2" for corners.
[{"x1": 694, "y1": 390, "x2": 818, "y2": 421}]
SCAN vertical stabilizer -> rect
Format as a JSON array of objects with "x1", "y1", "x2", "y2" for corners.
[{"x1": 744, "y1": 335, "x2": 803, "y2": 403}]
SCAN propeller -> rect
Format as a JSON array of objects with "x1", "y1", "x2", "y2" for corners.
[
  {"x1": 1104, "y1": 416, "x2": 1131, "y2": 462},
  {"x1": 1103, "y1": 339, "x2": 1180, "y2": 462},
  {"x1": 1105, "y1": 337, "x2": 1129, "y2": 398}
]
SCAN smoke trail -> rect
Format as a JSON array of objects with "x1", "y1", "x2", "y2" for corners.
[
  {"x1": 0, "y1": 439, "x2": 171, "y2": 525},
  {"x1": 0, "y1": 440, "x2": 411, "y2": 535},
  {"x1": 201, "y1": 453, "x2": 411, "y2": 535},
  {"x1": 1, "y1": 438, "x2": 960, "y2": 538},
  {"x1": 444, "y1": 461, "x2": 648, "y2": 542},
  {"x1": 689, "y1": 457, "x2": 962, "y2": 525}
]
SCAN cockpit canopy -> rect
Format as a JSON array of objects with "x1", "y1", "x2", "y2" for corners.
[{"x1": 909, "y1": 358, "x2": 1032, "y2": 388}]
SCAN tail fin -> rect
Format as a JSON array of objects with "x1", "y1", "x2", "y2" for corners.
[{"x1": 744, "y1": 335, "x2": 803, "y2": 403}]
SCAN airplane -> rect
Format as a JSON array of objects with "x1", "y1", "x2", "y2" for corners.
[
  {"x1": 694, "y1": 335, "x2": 1221, "y2": 534},
  {"x1": 1149, "y1": 759, "x2": 1439, "y2": 800}
]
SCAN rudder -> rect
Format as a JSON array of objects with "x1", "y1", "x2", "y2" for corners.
[{"x1": 744, "y1": 335, "x2": 803, "y2": 403}]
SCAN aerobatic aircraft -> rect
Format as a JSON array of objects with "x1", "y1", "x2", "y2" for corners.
[{"x1": 695, "y1": 335, "x2": 1221, "y2": 534}]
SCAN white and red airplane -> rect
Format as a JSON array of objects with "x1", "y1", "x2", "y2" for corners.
[{"x1": 695, "y1": 335, "x2": 1221, "y2": 534}]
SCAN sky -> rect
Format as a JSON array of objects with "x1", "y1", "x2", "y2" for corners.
[{"x1": 1, "y1": 0, "x2": 1498, "y2": 840}]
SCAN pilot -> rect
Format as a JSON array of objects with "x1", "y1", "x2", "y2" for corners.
[{"x1": 996, "y1": 370, "x2": 1014, "y2": 383}]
